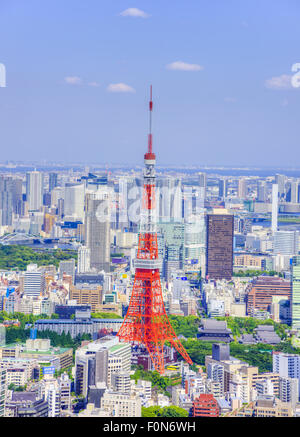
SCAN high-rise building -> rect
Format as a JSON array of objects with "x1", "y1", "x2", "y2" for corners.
[
  {"x1": 156, "y1": 177, "x2": 182, "y2": 222},
  {"x1": 64, "y1": 183, "x2": 85, "y2": 221},
  {"x1": 237, "y1": 178, "x2": 247, "y2": 199},
  {"x1": 85, "y1": 190, "x2": 111, "y2": 273},
  {"x1": 205, "y1": 210, "x2": 234, "y2": 280},
  {"x1": 286, "y1": 180, "x2": 299, "y2": 203},
  {"x1": 271, "y1": 184, "x2": 279, "y2": 233},
  {"x1": 275, "y1": 174, "x2": 286, "y2": 200},
  {"x1": 75, "y1": 337, "x2": 131, "y2": 397},
  {"x1": 198, "y1": 173, "x2": 207, "y2": 199},
  {"x1": 292, "y1": 258, "x2": 300, "y2": 331},
  {"x1": 273, "y1": 352, "x2": 300, "y2": 398},
  {"x1": 77, "y1": 246, "x2": 91, "y2": 274},
  {"x1": 218, "y1": 178, "x2": 228, "y2": 199},
  {"x1": 47, "y1": 383, "x2": 61, "y2": 417},
  {"x1": 257, "y1": 181, "x2": 267, "y2": 202},
  {"x1": 273, "y1": 230, "x2": 299, "y2": 255},
  {"x1": 279, "y1": 376, "x2": 299, "y2": 407},
  {"x1": 157, "y1": 221, "x2": 184, "y2": 281},
  {"x1": 0, "y1": 176, "x2": 23, "y2": 225},
  {"x1": 23, "y1": 264, "x2": 45, "y2": 298},
  {"x1": 49, "y1": 172, "x2": 58, "y2": 192},
  {"x1": 207, "y1": 363, "x2": 224, "y2": 397},
  {"x1": 59, "y1": 259, "x2": 76, "y2": 284},
  {"x1": 26, "y1": 171, "x2": 43, "y2": 211}
]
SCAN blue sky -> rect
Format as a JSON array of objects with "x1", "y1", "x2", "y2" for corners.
[{"x1": 0, "y1": 0, "x2": 300, "y2": 167}]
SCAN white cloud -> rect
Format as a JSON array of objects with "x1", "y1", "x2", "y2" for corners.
[
  {"x1": 166, "y1": 61, "x2": 203, "y2": 71},
  {"x1": 120, "y1": 8, "x2": 149, "y2": 18},
  {"x1": 265, "y1": 74, "x2": 293, "y2": 90},
  {"x1": 88, "y1": 82, "x2": 100, "y2": 87},
  {"x1": 64, "y1": 76, "x2": 82, "y2": 85},
  {"x1": 107, "y1": 83, "x2": 135, "y2": 93}
]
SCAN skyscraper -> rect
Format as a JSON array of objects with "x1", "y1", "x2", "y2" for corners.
[
  {"x1": 0, "y1": 176, "x2": 23, "y2": 225},
  {"x1": 271, "y1": 184, "x2": 278, "y2": 233},
  {"x1": 157, "y1": 221, "x2": 184, "y2": 282},
  {"x1": 23, "y1": 264, "x2": 44, "y2": 298},
  {"x1": 198, "y1": 172, "x2": 207, "y2": 199},
  {"x1": 156, "y1": 176, "x2": 182, "y2": 222},
  {"x1": 205, "y1": 210, "x2": 234, "y2": 280},
  {"x1": 273, "y1": 351, "x2": 300, "y2": 398},
  {"x1": 26, "y1": 171, "x2": 43, "y2": 211},
  {"x1": 237, "y1": 178, "x2": 247, "y2": 199},
  {"x1": 218, "y1": 178, "x2": 228, "y2": 199},
  {"x1": 257, "y1": 181, "x2": 267, "y2": 202},
  {"x1": 64, "y1": 182, "x2": 85, "y2": 221},
  {"x1": 85, "y1": 190, "x2": 110, "y2": 273},
  {"x1": 275, "y1": 174, "x2": 286, "y2": 200},
  {"x1": 77, "y1": 246, "x2": 91, "y2": 274},
  {"x1": 49, "y1": 172, "x2": 58, "y2": 192}
]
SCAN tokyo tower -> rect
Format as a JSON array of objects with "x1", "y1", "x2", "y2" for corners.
[{"x1": 117, "y1": 86, "x2": 193, "y2": 374}]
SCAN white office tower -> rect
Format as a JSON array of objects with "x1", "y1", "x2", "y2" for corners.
[
  {"x1": 47, "y1": 383, "x2": 61, "y2": 417},
  {"x1": 58, "y1": 373, "x2": 71, "y2": 411},
  {"x1": 26, "y1": 171, "x2": 43, "y2": 211},
  {"x1": 64, "y1": 182, "x2": 85, "y2": 221},
  {"x1": 51, "y1": 186, "x2": 63, "y2": 207},
  {"x1": 279, "y1": 376, "x2": 299, "y2": 408},
  {"x1": 257, "y1": 181, "x2": 267, "y2": 202},
  {"x1": 156, "y1": 177, "x2": 182, "y2": 222},
  {"x1": 273, "y1": 352, "x2": 300, "y2": 398},
  {"x1": 118, "y1": 176, "x2": 139, "y2": 231},
  {"x1": 77, "y1": 246, "x2": 91, "y2": 273},
  {"x1": 85, "y1": 190, "x2": 111, "y2": 273},
  {"x1": 207, "y1": 362, "x2": 224, "y2": 397},
  {"x1": 273, "y1": 230, "x2": 299, "y2": 255},
  {"x1": 275, "y1": 174, "x2": 286, "y2": 200},
  {"x1": 23, "y1": 264, "x2": 44, "y2": 298},
  {"x1": 289, "y1": 180, "x2": 299, "y2": 203},
  {"x1": 198, "y1": 172, "x2": 207, "y2": 199},
  {"x1": 185, "y1": 213, "x2": 205, "y2": 262},
  {"x1": 29, "y1": 211, "x2": 44, "y2": 234},
  {"x1": 271, "y1": 184, "x2": 279, "y2": 233},
  {"x1": 237, "y1": 178, "x2": 247, "y2": 199}
]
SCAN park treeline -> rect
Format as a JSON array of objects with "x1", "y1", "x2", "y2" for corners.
[{"x1": 0, "y1": 244, "x2": 77, "y2": 270}]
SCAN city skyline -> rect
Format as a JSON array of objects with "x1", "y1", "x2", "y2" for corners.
[{"x1": 0, "y1": 0, "x2": 300, "y2": 166}]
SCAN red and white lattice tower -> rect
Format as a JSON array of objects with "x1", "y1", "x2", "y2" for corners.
[{"x1": 117, "y1": 86, "x2": 193, "y2": 374}]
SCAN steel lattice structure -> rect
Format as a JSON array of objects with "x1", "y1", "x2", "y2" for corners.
[{"x1": 117, "y1": 86, "x2": 193, "y2": 374}]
